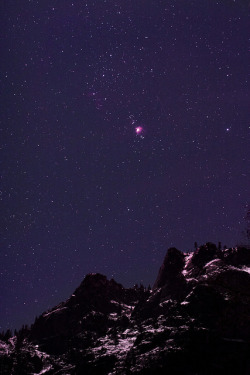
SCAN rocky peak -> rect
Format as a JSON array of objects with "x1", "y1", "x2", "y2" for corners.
[
  {"x1": 153, "y1": 247, "x2": 185, "y2": 289},
  {"x1": 153, "y1": 247, "x2": 186, "y2": 301},
  {"x1": 82, "y1": 272, "x2": 109, "y2": 284},
  {"x1": 29, "y1": 273, "x2": 143, "y2": 351},
  {"x1": 67, "y1": 273, "x2": 124, "y2": 306}
]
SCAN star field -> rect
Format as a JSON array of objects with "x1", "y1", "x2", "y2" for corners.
[{"x1": 1, "y1": 0, "x2": 249, "y2": 331}]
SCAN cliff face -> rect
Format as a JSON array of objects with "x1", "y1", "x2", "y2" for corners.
[
  {"x1": 153, "y1": 247, "x2": 186, "y2": 300},
  {"x1": 142, "y1": 244, "x2": 250, "y2": 340},
  {"x1": 1, "y1": 245, "x2": 250, "y2": 375},
  {"x1": 29, "y1": 273, "x2": 144, "y2": 354}
]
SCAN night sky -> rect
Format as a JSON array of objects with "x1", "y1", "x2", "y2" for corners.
[{"x1": 1, "y1": 0, "x2": 249, "y2": 331}]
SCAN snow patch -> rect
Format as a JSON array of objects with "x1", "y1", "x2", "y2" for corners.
[
  {"x1": 241, "y1": 266, "x2": 250, "y2": 274},
  {"x1": 109, "y1": 313, "x2": 118, "y2": 321},
  {"x1": 204, "y1": 258, "x2": 222, "y2": 269},
  {"x1": 159, "y1": 299, "x2": 173, "y2": 307},
  {"x1": 182, "y1": 253, "x2": 194, "y2": 276},
  {"x1": 144, "y1": 326, "x2": 165, "y2": 334},
  {"x1": 43, "y1": 306, "x2": 67, "y2": 317},
  {"x1": 0, "y1": 340, "x2": 10, "y2": 355},
  {"x1": 33, "y1": 365, "x2": 52, "y2": 375},
  {"x1": 93, "y1": 335, "x2": 136, "y2": 358}
]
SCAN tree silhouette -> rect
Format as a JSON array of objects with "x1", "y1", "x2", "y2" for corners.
[{"x1": 239, "y1": 205, "x2": 250, "y2": 249}]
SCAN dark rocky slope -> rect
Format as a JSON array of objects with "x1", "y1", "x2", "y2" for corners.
[{"x1": 1, "y1": 244, "x2": 250, "y2": 374}]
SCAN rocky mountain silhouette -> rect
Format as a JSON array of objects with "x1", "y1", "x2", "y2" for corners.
[{"x1": 1, "y1": 244, "x2": 250, "y2": 374}]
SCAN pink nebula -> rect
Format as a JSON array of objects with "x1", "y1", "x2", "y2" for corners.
[{"x1": 135, "y1": 126, "x2": 143, "y2": 134}]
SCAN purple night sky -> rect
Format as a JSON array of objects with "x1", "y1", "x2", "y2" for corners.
[{"x1": 1, "y1": 0, "x2": 249, "y2": 331}]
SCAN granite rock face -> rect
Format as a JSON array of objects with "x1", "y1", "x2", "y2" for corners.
[
  {"x1": 29, "y1": 273, "x2": 143, "y2": 354},
  {"x1": 1, "y1": 245, "x2": 250, "y2": 374}
]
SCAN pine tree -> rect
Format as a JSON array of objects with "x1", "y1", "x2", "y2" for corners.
[
  {"x1": 4, "y1": 329, "x2": 12, "y2": 341},
  {"x1": 112, "y1": 327, "x2": 119, "y2": 345},
  {"x1": 239, "y1": 205, "x2": 250, "y2": 249},
  {"x1": 118, "y1": 300, "x2": 122, "y2": 317}
]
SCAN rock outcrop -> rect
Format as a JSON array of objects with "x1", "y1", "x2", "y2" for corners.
[{"x1": 29, "y1": 273, "x2": 143, "y2": 354}]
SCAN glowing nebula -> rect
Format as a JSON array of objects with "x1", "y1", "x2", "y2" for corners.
[{"x1": 135, "y1": 126, "x2": 143, "y2": 134}]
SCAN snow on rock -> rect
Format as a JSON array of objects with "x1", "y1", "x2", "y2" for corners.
[
  {"x1": 91, "y1": 329, "x2": 137, "y2": 360},
  {"x1": 43, "y1": 306, "x2": 68, "y2": 318},
  {"x1": 182, "y1": 252, "x2": 194, "y2": 276},
  {"x1": 0, "y1": 340, "x2": 10, "y2": 355},
  {"x1": 241, "y1": 266, "x2": 250, "y2": 274},
  {"x1": 33, "y1": 364, "x2": 53, "y2": 375}
]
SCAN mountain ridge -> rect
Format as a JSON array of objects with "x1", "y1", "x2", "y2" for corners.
[{"x1": 1, "y1": 244, "x2": 250, "y2": 374}]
